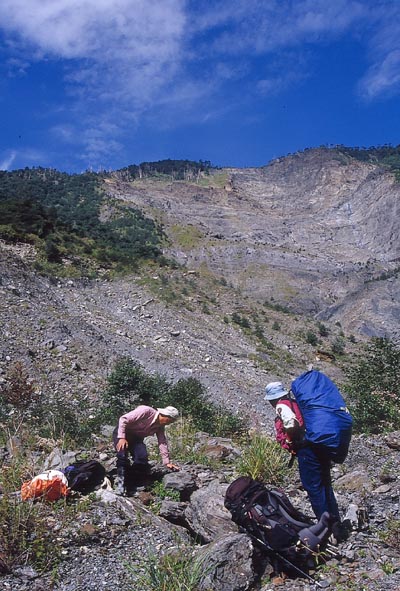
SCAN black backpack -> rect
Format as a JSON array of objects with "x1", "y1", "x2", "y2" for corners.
[
  {"x1": 224, "y1": 476, "x2": 332, "y2": 563},
  {"x1": 63, "y1": 460, "x2": 106, "y2": 494}
]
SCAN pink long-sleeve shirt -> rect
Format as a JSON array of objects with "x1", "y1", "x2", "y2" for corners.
[{"x1": 117, "y1": 405, "x2": 170, "y2": 465}]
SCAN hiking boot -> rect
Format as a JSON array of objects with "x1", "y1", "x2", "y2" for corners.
[
  {"x1": 115, "y1": 467, "x2": 127, "y2": 496},
  {"x1": 115, "y1": 477, "x2": 126, "y2": 496}
]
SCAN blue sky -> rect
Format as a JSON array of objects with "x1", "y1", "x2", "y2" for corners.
[{"x1": 1, "y1": 0, "x2": 400, "y2": 173}]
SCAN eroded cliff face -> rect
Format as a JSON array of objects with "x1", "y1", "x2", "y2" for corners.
[{"x1": 106, "y1": 148, "x2": 400, "y2": 340}]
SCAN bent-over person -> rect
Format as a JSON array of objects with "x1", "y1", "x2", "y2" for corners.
[{"x1": 113, "y1": 404, "x2": 179, "y2": 495}]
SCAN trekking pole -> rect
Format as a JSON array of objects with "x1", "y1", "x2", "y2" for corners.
[{"x1": 251, "y1": 534, "x2": 324, "y2": 588}]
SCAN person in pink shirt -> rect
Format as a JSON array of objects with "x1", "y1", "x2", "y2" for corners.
[{"x1": 113, "y1": 405, "x2": 180, "y2": 495}]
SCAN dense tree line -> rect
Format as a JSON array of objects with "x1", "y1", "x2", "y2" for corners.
[
  {"x1": 0, "y1": 167, "x2": 165, "y2": 274},
  {"x1": 336, "y1": 144, "x2": 400, "y2": 177},
  {"x1": 115, "y1": 158, "x2": 214, "y2": 181}
]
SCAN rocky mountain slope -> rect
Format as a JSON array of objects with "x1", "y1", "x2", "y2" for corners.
[
  {"x1": 107, "y1": 147, "x2": 400, "y2": 342},
  {"x1": 1, "y1": 147, "x2": 400, "y2": 591},
  {"x1": 0, "y1": 237, "x2": 357, "y2": 429},
  {"x1": 1, "y1": 146, "x2": 399, "y2": 426}
]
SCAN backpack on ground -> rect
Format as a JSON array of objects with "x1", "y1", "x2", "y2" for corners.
[
  {"x1": 224, "y1": 476, "x2": 332, "y2": 568},
  {"x1": 21, "y1": 469, "x2": 69, "y2": 502},
  {"x1": 63, "y1": 460, "x2": 106, "y2": 494},
  {"x1": 291, "y1": 369, "x2": 353, "y2": 463}
]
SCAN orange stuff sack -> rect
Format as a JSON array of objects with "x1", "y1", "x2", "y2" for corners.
[{"x1": 21, "y1": 469, "x2": 69, "y2": 501}]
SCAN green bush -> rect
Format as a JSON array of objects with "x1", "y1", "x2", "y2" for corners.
[
  {"x1": 344, "y1": 338, "x2": 400, "y2": 433},
  {"x1": 166, "y1": 418, "x2": 216, "y2": 465},
  {"x1": 101, "y1": 357, "x2": 169, "y2": 422},
  {"x1": 0, "y1": 455, "x2": 96, "y2": 575},
  {"x1": 331, "y1": 336, "x2": 345, "y2": 355},
  {"x1": 101, "y1": 359, "x2": 247, "y2": 437},
  {"x1": 0, "y1": 168, "x2": 165, "y2": 275},
  {"x1": 231, "y1": 312, "x2": 251, "y2": 328},
  {"x1": 150, "y1": 480, "x2": 180, "y2": 502},
  {"x1": 161, "y1": 377, "x2": 246, "y2": 437},
  {"x1": 379, "y1": 519, "x2": 400, "y2": 552},
  {"x1": 317, "y1": 322, "x2": 329, "y2": 337},
  {"x1": 35, "y1": 397, "x2": 97, "y2": 447},
  {"x1": 1, "y1": 361, "x2": 39, "y2": 412},
  {"x1": 236, "y1": 431, "x2": 290, "y2": 485},
  {"x1": 305, "y1": 331, "x2": 318, "y2": 346}
]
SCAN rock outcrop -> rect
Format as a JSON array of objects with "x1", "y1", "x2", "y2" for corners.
[{"x1": 106, "y1": 148, "x2": 400, "y2": 341}]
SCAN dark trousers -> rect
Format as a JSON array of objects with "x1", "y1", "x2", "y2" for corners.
[
  {"x1": 297, "y1": 445, "x2": 340, "y2": 521},
  {"x1": 112, "y1": 427, "x2": 149, "y2": 470}
]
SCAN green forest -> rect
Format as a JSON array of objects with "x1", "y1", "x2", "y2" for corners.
[
  {"x1": 115, "y1": 158, "x2": 214, "y2": 181},
  {"x1": 0, "y1": 166, "x2": 173, "y2": 276},
  {"x1": 337, "y1": 144, "x2": 400, "y2": 178}
]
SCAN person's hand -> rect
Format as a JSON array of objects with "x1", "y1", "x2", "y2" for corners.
[
  {"x1": 166, "y1": 463, "x2": 180, "y2": 471},
  {"x1": 116, "y1": 438, "x2": 128, "y2": 452}
]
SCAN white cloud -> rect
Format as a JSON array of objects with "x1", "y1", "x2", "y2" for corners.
[
  {"x1": 0, "y1": 1, "x2": 185, "y2": 60},
  {"x1": 0, "y1": 0, "x2": 187, "y2": 163},
  {"x1": 0, "y1": 0, "x2": 186, "y2": 104},
  {"x1": 0, "y1": 150, "x2": 17, "y2": 170},
  {"x1": 0, "y1": 148, "x2": 52, "y2": 170},
  {"x1": 191, "y1": 0, "x2": 366, "y2": 54},
  {"x1": 359, "y1": 49, "x2": 400, "y2": 100},
  {"x1": 194, "y1": 1, "x2": 400, "y2": 102},
  {"x1": 1, "y1": 0, "x2": 400, "y2": 166},
  {"x1": 357, "y1": 4, "x2": 400, "y2": 100}
]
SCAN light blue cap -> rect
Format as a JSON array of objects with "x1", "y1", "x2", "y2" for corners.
[{"x1": 264, "y1": 381, "x2": 288, "y2": 401}]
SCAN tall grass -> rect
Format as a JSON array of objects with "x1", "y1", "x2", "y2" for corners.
[
  {"x1": 236, "y1": 431, "x2": 291, "y2": 485},
  {"x1": 130, "y1": 549, "x2": 210, "y2": 591}
]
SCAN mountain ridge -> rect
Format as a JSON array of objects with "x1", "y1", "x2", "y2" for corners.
[{"x1": 105, "y1": 147, "x2": 400, "y2": 341}]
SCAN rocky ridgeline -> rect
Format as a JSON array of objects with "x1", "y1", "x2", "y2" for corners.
[{"x1": 1, "y1": 430, "x2": 400, "y2": 591}]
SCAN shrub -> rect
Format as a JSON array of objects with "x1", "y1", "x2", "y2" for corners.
[
  {"x1": 305, "y1": 331, "x2": 318, "y2": 346},
  {"x1": 36, "y1": 396, "x2": 96, "y2": 447},
  {"x1": 331, "y1": 336, "x2": 345, "y2": 355},
  {"x1": 344, "y1": 338, "x2": 400, "y2": 433},
  {"x1": 0, "y1": 455, "x2": 96, "y2": 575},
  {"x1": 150, "y1": 480, "x2": 180, "y2": 502},
  {"x1": 101, "y1": 360, "x2": 247, "y2": 438},
  {"x1": 236, "y1": 432, "x2": 290, "y2": 485},
  {"x1": 231, "y1": 312, "x2": 251, "y2": 329},
  {"x1": 162, "y1": 377, "x2": 246, "y2": 437},
  {"x1": 165, "y1": 417, "x2": 240, "y2": 467},
  {"x1": 0, "y1": 168, "x2": 165, "y2": 276},
  {"x1": 1, "y1": 361, "x2": 39, "y2": 412},
  {"x1": 0, "y1": 361, "x2": 95, "y2": 448},
  {"x1": 379, "y1": 519, "x2": 400, "y2": 552},
  {"x1": 101, "y1": 357, "x2": 169, "y2": 422},
  {"x1": 317, "y1": 322, "x2": 329, "y2": 337},
  {"x1": 166, "y1": 418, "x2": 212, "y2": 465}
]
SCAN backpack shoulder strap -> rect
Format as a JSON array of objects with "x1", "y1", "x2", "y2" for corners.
[{"x1": 286, "y1": 393, "x2": 305, "y2": 427}]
